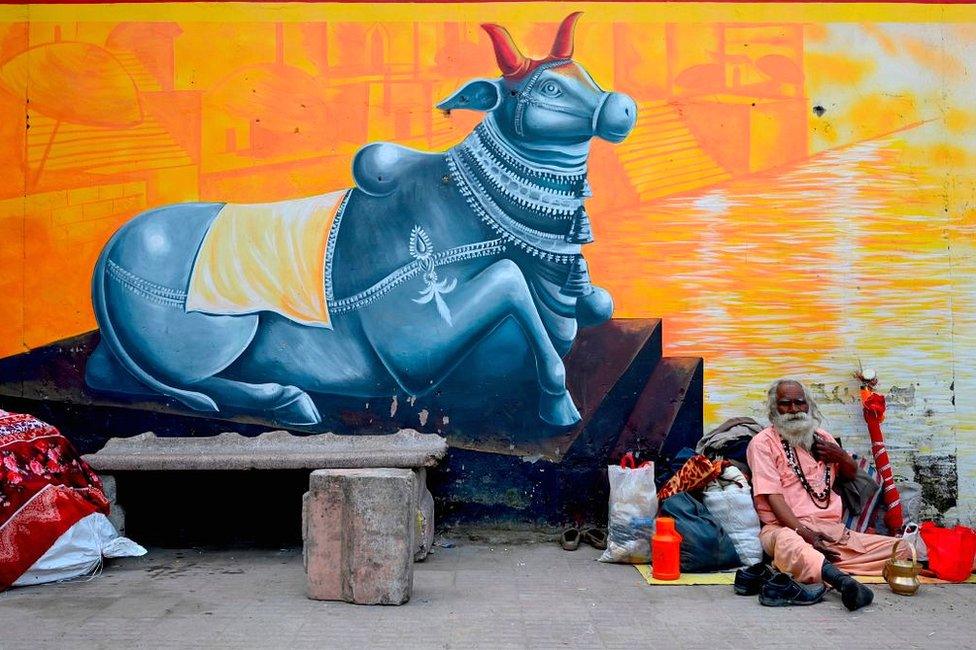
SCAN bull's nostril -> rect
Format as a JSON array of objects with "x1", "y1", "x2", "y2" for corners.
[{"x1": 625, "y1": 108, "x2": 630, "y2": 116}]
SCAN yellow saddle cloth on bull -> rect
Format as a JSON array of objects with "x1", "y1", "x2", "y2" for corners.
[{"x1": 186, "y1": 190, "x2": 348, "y2": 328}]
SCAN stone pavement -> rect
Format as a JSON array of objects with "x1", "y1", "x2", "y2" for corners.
[{"x1": 1, "y1": 541, "x2": 973, "y2": 649}]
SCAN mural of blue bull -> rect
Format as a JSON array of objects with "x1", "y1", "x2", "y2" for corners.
[{"x1": 85, "y1": 13, "x2": 637, "y2": 428}]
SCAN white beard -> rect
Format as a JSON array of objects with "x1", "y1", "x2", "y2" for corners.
[{"x1": 772, "y1": 411, "x2": 816, "y2": 450}]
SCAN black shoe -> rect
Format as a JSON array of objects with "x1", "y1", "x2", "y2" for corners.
[
  {"x1": 838, "y1": 578, "x2": 875, "y2": 611},
  {"x1": 822, "y1": 562, "x2": 874, "y2": 611},
  {"x1": 734, "y1": 561, "x2": 775, "y2": 596},
  {"x1": 759, "y1": 573, "x2": 827, "y2": 607}
]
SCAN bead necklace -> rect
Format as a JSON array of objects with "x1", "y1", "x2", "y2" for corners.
[{"x1": 781, "y1": 438, "x2": 832, "y2": 509}]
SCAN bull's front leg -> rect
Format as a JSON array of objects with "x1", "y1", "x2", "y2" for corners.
[{"x1": 358, "y1": 259, "x2": 581, "y2": 427}]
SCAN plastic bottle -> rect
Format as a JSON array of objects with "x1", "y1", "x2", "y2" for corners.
[{"x1": 652, "y1": 516, "x2": 682, "y2": 580}]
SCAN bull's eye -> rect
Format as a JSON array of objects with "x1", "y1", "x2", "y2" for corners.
[{"x1": 540, "y1": 81, "x2": 562, "y2": 98}]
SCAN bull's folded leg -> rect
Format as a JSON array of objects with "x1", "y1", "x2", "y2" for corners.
[
  {"x1": 189, "y1": 376, "x2": 321, "y2": 426},
  {"x1": 86, "y1": 341, "x2": 160, "y2": 398},
  {"x1": 361, "y1": 259, "x2": 580, "y2": 427}
]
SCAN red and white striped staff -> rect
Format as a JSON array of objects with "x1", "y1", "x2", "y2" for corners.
[{"x1": 856, "y1": 369, "x2": 904, "y2": 533}]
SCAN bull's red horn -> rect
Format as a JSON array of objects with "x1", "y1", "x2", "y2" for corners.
[
  {"x1": 549, "y1": 12, "x2": 582, "y2": 59},
  {"x1": 482, "y1": 23, "x2": 528, "y2": 77}
]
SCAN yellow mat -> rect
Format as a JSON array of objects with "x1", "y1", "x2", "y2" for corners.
[{"x1": 635, "y1": 564, "x2": 976, "y2": 585}]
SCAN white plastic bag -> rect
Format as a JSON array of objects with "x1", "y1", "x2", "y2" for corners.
[
  {"x1": 599, "y1": 460, "x2": 657, "y2": 564},
  {"x1": 702, "y1": 466, "x2": 762, "y2": 567},
  {"x1": 13, "y1": 513, "x2": 146, "y2": 587},
  {"x1": 900, "y1": 522, "x2": 928, "y2": 562}
]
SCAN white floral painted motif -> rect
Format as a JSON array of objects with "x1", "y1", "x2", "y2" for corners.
[{"x1": 409, "y1": 226, "x2": 457, "y2": 326}]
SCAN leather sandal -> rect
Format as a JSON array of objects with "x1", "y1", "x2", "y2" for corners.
[
  {"x1": 581, "y1": 526, "x2": 608, "y2": 550},
  {"x1": 560, "y1": 527, "x2": 581, "y2": 551}
]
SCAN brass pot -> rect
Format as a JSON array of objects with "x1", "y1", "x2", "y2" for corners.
[{"x1": 883, "y1": 538, "x2": 920, "y2": 596}]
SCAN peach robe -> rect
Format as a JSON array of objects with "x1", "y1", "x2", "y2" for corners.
[{"x1": 746, "y1": 426, "x2": 909, "y2": 583}]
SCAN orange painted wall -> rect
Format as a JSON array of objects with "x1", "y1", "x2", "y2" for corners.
[{"x1": 2, "y1": 8, "x2": 947, "y2": 355}]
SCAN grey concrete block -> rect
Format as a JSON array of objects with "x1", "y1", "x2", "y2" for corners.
[
  {"x1": 97, "y1": 473, "x2": 124, "y2": 534},
  {"x1": 414, "y1": 468, "x2": 435, "y2": 562},
  {"x1": 107, "y1": 503, "x2": 126, "y2": 536},
  {"x1": 82, "y1": 429, "x2": 448, "y2": 471},
  {"x1": 303, "y1": 468, "x2": 416, "y2": 604},
  {"x1": 98, "y1": 473, "x2": 117, "y2": 502}
]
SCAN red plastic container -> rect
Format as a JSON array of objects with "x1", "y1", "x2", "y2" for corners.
[
  {"x1": 920, "y1": 521, "x2": 976, "y2": 583},
  {"x1": 652, "y1": 516, "x2": 682, "y2": 580}
]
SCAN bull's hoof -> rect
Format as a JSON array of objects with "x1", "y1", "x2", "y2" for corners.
[
  {"x1": 272, "y1": 388, "x2": 322, "y2": 426},
  {"x1": 575, "y1": 286, "x2": 614, "y2": 328},
  {"x1": 539, "y1": 389, "x2": 581, "y2": 427}
]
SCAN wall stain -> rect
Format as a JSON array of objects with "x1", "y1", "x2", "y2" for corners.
[
  {"x1": 809, "y1": 383, "x2": 856, "y2": 405},
  {"x1": 886, "y1": 384, "x2": 916, "y2": 410},
  {"x1": 912, "y1": 453, "x2": 958, "y2": 516}
]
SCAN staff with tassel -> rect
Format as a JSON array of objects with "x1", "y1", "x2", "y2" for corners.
[{"x1": 855, "y1": 369, "x2": 904, "y2": 533}]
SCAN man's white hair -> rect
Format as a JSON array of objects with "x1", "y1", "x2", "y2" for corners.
[{"x1": 766, "y1": 378, "x2": 824, "y2": 427}]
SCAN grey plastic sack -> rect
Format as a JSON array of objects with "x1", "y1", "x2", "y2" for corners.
[
  {"x1": 897, "y1": 481, "x2": 924, "y2": 524},
  {"x1": 599, "y1": 462, "x2": 658, "y2": 563}
]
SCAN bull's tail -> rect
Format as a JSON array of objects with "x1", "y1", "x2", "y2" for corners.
[{"x1": 88, "y1": 234, "x2": 218, "y2": 413}]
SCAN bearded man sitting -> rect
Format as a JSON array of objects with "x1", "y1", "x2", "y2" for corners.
[{"x1": 746, "y1": 378, "x2": 910, "y2": 611}]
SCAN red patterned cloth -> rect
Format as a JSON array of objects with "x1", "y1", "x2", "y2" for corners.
[
  {"x1": 0, "y1": 410, "x2": 108, "y2": 590},
  {"x1": 658, "y1": 454, "x2": 728, "y2": 500}
]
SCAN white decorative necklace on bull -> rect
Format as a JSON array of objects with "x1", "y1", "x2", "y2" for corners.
[
  {"x1": 447, "y1": 117, "x2": 592, "y2": 266},
  {"x1": 447, "y1": 115, "x2": 597, "y2": 298},
  {"x1": 781, "y1": 438, "x2": 833, "y2": 509}
]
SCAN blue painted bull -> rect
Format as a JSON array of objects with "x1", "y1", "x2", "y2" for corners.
[{"x1": 85, "y1": 13, "x2": 637, "y2": 428}]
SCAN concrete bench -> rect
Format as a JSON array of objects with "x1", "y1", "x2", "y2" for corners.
[{"x1": 83, "y1": 428, "x2": 447, "y2": 604}]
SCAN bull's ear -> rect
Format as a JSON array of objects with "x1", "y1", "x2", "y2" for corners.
[{"x1": 436, "y1": 78, "x2": 502, "y2": 112}]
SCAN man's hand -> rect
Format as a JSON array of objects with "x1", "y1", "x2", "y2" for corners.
[
  {"x1": 811, "y1": 436, "x2": 849, "y2": 464},
  {"x1": 797, "y1": 525, "x2": 841, "y2": 562},
  {"x1": 811, "y1": 436, "x2": 857, "y2": 481},
  {"x1": 765, "y1": 493, "x2": 842, "y2": 562}
]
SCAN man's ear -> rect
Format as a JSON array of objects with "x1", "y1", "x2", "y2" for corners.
[{"x1": 436, "y1": 78, "x2": 502, "y2": 112}]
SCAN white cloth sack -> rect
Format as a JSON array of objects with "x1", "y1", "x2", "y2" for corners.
[
  {"x1": 703, "y1": 466, "x2": 762, "y2": 566},
  {"x1": 599, "y1": 462, "x2": 658, "y2": 564},
  {"x1": 13, "y1": 513, "x2": 146, "y2": 586}
]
